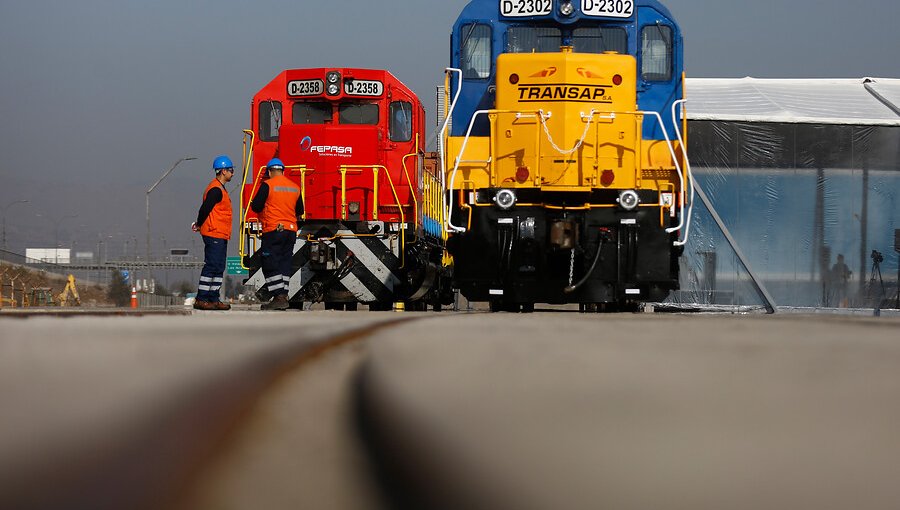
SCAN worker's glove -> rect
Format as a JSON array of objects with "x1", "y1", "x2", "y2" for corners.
[{"x1": 191, "y1": 222, "x2": 200, "y2": 232}]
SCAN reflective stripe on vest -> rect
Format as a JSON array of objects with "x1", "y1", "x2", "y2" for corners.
[
  {"x1": 199, "y1": 179, "x2": 232, "y2": 240},
  {"x1": 261, "y1": 174, "x2": 301, "y2": 233}
]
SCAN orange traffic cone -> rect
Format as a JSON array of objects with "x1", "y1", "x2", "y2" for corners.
[{"x1": 130, "y1": 287, "x2": 138, "y2": 309}]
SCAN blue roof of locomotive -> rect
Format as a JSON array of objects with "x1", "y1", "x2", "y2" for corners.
[{"x1": 456, "y1": 0, "x2": 677, "y2": 24}]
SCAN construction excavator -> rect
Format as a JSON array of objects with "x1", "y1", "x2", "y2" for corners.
[{"x1": 57, "y1": 274, "x2": 81, "y2": 306}]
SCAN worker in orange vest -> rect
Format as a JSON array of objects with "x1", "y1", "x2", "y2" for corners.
[
  {"x1": 250, "y1": 158, "x2": 303, "y2": 311},
  {"x1": 191, "y1": 155, "x2": 234, "y2": 311}
]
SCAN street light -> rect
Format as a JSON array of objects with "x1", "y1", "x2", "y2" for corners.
[
  {"x1": 147, "y1": 156, "x2": 196, "y2": 292},
  {"x1": 1, "y1": 200, "x2": 29, "y2": 252},
  {"x1": 53, "y1": 214, "x2": 78, "y2": 264}
]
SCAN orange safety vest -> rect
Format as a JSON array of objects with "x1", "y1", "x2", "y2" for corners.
[
  {"x1": 199, "y1": 179, "x2": 232, "y2": 239},
  {"x1": 260, "y1": 174, "x2": 301, "y2": 233}
]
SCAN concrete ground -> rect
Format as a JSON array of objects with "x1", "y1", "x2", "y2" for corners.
[{"x1": 2, "y1": 311, "x2": 899, "y2": 510}]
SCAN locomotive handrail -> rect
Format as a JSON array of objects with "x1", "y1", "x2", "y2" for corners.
[
  {"x1": 440, "y1": 68, "x2": 464, "y2": 233},
  {"x1": 447, "y1": 107, "x2": 546, "y2": 233},
  {"x1": 286, "y1": 165, "x2": 314, "y2": 222},
  {"x1": 619, "y1": 109, "x2": 687, "y2": 239},
  {"x1": 239, "y1": 163, "x2": 310, "y2": 267},
  {"x1": 670, "y1": 98, "x2": 694, "y2": 246},
  {"x1": 238, "y1": 129, "x2": 256, "y2": 269},
  {"x1": 447, "y1": 107, "x2": 688, "y2": 229},
  {"x1": 339, "y1": 164, "x2": 407, "y2": 268},
  {"x1": 400, "y1": 133, "x2": 421, "y2": 238}
]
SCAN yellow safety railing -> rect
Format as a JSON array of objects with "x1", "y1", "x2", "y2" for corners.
[
  {"x1": 339, "y1": 164, "x2": 407, "y2": 268},
  {"x1": 238, "y1": 157, "x2": 311, "y2": 267},
  {"x1": 448, "y1": 108, "x2": 682, "y2": 218},
  {"x1": 400, "y1": 133, "x2": 420, "y2": 236},
  {"x1": 238, "y1": 130, "x2": 256, "y2": 269}
]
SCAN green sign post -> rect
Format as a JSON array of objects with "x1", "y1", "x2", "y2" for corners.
[{"x1": 226, "y1": 256, "x2": 248, "y2": 275}]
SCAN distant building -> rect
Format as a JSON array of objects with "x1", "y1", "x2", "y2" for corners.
[{"x1": 25, "y1": 248, "x2": 70, "y2": 265}]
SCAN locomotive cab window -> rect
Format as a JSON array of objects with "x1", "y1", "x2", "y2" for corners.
[
  {"x1": 573, "y1": 27, "x2": 627, "y2": 54},
  {"x1": 293, "y1": 102, "x2": 332, "y2": 124},
  {"x1": 460, "y1": 23, "x2": 491, "y2": 79},
  {"x1": 507, "y1": 27, "x2": 561, "y2": 53},
  {"x1": 339, "y1": 103, "x2": 379, "y2": 125},
  {"x1": 641, "y1": 24, "x2": 673, "y2": 82},
  {"x1": 258, "y1": 100, "x2": 282, "y2": 142},
  {"x1": 389, "y1": 101, "x2": 412, "y2": 142}
]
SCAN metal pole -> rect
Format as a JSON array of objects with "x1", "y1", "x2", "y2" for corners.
[
  {"x1": 693, "y1": 179, "x2": 778, "y2": 314},
  {"x1": 147, "y1": 157, "x2": 197, "y2": 294},
  {"x1": 53, "y1": 215, "x2": 78, "y2": 264},
  {"x1": 1, "y1": 200, "x2": 28, "y2": 252}
]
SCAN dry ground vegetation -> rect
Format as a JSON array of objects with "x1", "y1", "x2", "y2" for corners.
[{"x1": 0, "y1": 262, "x2": 112, "y2": 307}]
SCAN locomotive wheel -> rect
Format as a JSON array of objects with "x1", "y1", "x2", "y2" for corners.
[
  {"x1": 368, "y1": 302, "x2": 392, "y2": 312},
  {"x1": 521, "y1": 303, "x2": 534, "y2": 313},
  {"x1": 324, "y1": 302, "x2": 341, "y2": 311},
  {"x1": 489, "y1": 300, "x2": 503, "y2": 313},
  {"x1": 288, "y1": 300, "x2": 305, "y2": 311},
  {"x1": 344, "y1": 303, "x2": 358, "y2": 311}
]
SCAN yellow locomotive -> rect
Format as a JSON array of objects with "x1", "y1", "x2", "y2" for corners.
[{"x1": 442, "y1": 1, "x2": 690, "y2": 312}]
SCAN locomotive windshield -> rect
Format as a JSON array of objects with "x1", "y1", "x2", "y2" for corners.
[
  {"x1": 339, "y1": 103, "x2": 379, "y2": 125},
  {"x1": 641, "y1": 24, "x2": 672, "y2": 81},
  {"x1": 506, "y1": 26, "x2": 627, "y2": 54},
  {"x1": 573, "y1": 27, "x2": 627, "y2": 53},
  {"x1": 460, "y1": 24, "x2": 492, "y2": 79},
  {"x1": 293, "y1": 102, "x2": 332, "y2": 124},
  {"x1": 389, "y1": 101, "x2": 412, "y2": 142},
  {"x1": 507, "y1": 27, "x2": 561, "y2": 52}
]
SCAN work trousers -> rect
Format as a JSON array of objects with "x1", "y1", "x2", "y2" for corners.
[
  {"x1": 260, "y1": 230, "x2": 295, "y2": 297},
  {"x1": 198, "y1": 235, "x2": 227, "y2": 302}
]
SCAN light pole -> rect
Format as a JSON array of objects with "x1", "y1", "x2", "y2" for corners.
[
  {"x1": 55, "y1": 215, "x2": 78, "y2": 264},
  {"x1": 147, "y1": 156, "x2": 197, "y2": 293},
  {"x1": 2, "y1": 200, "x2": 29, "y2": 252}
]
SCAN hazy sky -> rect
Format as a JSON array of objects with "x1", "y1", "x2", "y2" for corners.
[{"x1": 1, "y1": 0, "x2": 898, "y2": 260}]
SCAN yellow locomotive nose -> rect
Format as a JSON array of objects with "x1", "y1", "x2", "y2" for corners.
[{"x1": 494, "y1": 48, "x2": 638, "y2": 190}]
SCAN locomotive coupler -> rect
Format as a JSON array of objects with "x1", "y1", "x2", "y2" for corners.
[
  {"x1": 550, "y1": 219, "x2": 578, "y2": 250},
  {"x1": 309, "y1": 239, "x2": 339, "y2": 270}
]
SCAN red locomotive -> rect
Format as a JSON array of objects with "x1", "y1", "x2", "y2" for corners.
[{"x1": 239, "y1": 68, "x2": 450, "y2": 310}]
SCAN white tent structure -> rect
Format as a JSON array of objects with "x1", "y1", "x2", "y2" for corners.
[
  {"x1": 672, "y1": 78, "x2": 900, "y2": 310},
  {"x1": 686, "y1": 77, "x2": 900, "y2": 125}
]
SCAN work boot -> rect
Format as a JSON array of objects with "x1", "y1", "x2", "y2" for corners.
[
  {"x1": 261, "y1": 294, "x2": 289, "y2": 311},
  {"x1": 193, "y1": 300, "x2": 216, "y2": 311},
  {"x1": 212, "y1": 301, "x2": 231, "y2": 311}
]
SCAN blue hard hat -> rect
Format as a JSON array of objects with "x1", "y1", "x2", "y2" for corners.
[
  {"x1": 213, "y1": 155, "x2": 234, "y2": 172},
  {"x1": 267, "y1": 158, "x2": 285, "y2": 170}
]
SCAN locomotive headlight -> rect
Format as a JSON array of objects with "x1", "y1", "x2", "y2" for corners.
[
  {"x1": 494, "y1": 189, "x2": 517, "y2": 210},
  {"x1": 559, "y1": 0, "x2": 575, "y2": 16},
  {"x1": 326, "y1": 71, "x2": 341, "y2": 95},
  {"x1": 618, "y1": 190, "x2": 639, "y2": 210}
]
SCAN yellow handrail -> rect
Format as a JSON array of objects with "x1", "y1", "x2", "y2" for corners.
[
  {"x1": 238, "y1": 130, "x2": 255, "y2": 269},
  {"x1": 400, "y1": 133, "x2": 420, "y2": 235},
  {"x1": 340, "y1": 164, "x2": 407, "y2": 268},
  {"x1": 240, "y1": 162, "x2": 309, "y2": 268}
]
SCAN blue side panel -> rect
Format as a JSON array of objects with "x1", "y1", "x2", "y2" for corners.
[
  {"x1": 635, "y1": 5, "x2": 684, "y2": 141},
  {"x1": 450, "y1": 1, "x2": 501, "y2": 137}
]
